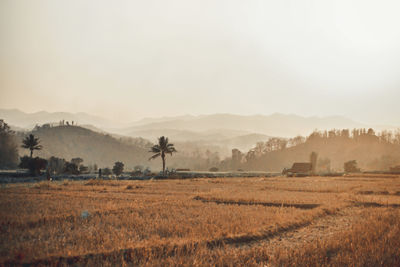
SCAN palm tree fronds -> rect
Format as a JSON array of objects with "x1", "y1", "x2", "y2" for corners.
[
  {"x1": 148, "y1": 136, "x2": 177, "y2": 175},
  {"x1": 166, "y1": 147, "x2": 177, "y2": 154},
  {"x1": 21, "y1": 134, "x2": 42, "y2": 157},
  {"x1": 149, "y1": 145, "x2": 161, "y2": 153},
  {"x1": 149, "y1": 152, "x2": 161, "y2": 160}
]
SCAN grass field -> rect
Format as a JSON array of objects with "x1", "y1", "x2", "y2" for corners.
[{"x1": 1, "y1": 174, "x2": 400, "y2": 266}]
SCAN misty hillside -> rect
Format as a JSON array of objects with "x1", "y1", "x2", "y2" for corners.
[
  {"x1": 219, "y1": 133, "x2": 271, "y2": 151},
  {"x1": 124, "y1": 128, "x2": 251, "y2": 142},
  {"x1": 17, "y1": 125, "x2": 150, "y2": 168},
  {"x1": 131, "y1": 115, "x2": 197, "y2": 127},
  {"x1": 235, "y1": 130, "x2": 400, "y2": 172},
  {"x1": 123, "y1": 113, "x2": 367, "y2": 137},
  {"x1": 15, "y1": 125, "x2": 223, "y2": 171},
  {"x1": 6, "y1": 109, "x2": 399, "y2": 162},
  {"x1": 3, "y1": 109, "x2": 376, "y2": 138},
  {"x1": 123, "y1": 128, "x2": 269, "y2": 154}
]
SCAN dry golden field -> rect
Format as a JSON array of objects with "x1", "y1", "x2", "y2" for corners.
[{"x1": 1, "y1": 174, "x2": 400, "y2": 266}]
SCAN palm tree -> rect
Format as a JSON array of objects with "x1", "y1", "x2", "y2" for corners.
[
  {"x1": 149, "y1": 136, "x2": 177, "y2": 175},
  {"x1": 21, "y1": 134, "x2": 42, "y2": 158}
]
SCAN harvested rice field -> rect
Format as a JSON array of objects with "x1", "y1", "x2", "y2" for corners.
[{"x1": 1, "y1": 174, "x2": 400, "y2": 266}]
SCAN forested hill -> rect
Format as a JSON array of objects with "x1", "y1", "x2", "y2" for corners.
[
  {"x1": 240, "y1": 129, "x2": 400, "y2": 172},
  {"x1": 17, "y1": 125, "x2": 150, "y2": 168}
]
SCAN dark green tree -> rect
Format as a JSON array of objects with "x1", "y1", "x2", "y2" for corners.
[
  {"x1": 0, "y1": 119, "x2": 19, "y2": 169},
  {"x1": 149, "y1": 136, "x2": 177, "y2": 175},
  {"x1": 112, "y1": 161, "x2": 124, "y2": 176},
  {"x1": 64, "y1": 162, "x2": 80, "y2": 175},
  {"x1": 71, "y1": 157, "x2": 83, "y2": 166},
  {"x1": 21, "y1": 134, "x2": 42, "y2": 158},
  {"x1": 47, "y1": 156, "x2": 66, "y2": 175},
  {"x1": 19, "y1": 156, "x2": 47, "y2": 176}
]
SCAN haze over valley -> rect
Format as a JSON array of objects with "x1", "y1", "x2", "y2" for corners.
[
  {"x1": 1, "y1": 1, "x2": 400, "y2": 265},
  {"x1": 1, "y1": 108, "x2": 399, "y2": 172}
]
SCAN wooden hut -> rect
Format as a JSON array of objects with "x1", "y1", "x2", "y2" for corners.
[{"x1": 285, "y1": 162, "x2": 312, "y2": 177}]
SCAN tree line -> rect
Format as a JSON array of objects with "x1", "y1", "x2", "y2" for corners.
[{"x1": 2, "y1": 117, "x2": 399, "y2": 175}]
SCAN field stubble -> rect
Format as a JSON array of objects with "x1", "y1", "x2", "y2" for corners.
[{"x1": 1, "y1": 175, "x2": 400, "y2": 266}]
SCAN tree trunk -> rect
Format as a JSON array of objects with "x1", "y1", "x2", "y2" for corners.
[
  {"x1": 162, "y1": 153, "x2": 165, "y2": 176},
  {"x1": 30, "y1": 149, "x2": 33, "y2": 158}
]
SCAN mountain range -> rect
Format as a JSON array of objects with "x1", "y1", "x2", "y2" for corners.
[
  {"x1": 1, "y1": 108, "x2": 377, "y2": 135},
  {"x1": 1, "y1": 108, "x2": 397, "y2": 155},
  {"x1": 123, "y1": 113, "x2": 367, "y2": 138},
  {"x1": 3, "y1": 108, "x2": 399, "y2": 171}
]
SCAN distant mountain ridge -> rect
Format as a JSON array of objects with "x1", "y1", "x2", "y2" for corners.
[
  {"x1": 6, "y1": 110, "x2": 400, "y2": 172},
  {"x1": 131, "y1": 115, "x2": 196, "y2": 126},
  {"x1": 123, "y1": 113, "x2": 367, "y2": 138},
  {"x1": 2, "y1": 109, "x2": 397, "y2": 141}
]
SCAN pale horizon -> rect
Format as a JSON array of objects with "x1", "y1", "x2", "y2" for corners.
[
  {"x1": 1, "y1": 107, "x2": 396, "y2": 128},
  {"x1": 1, "y1": 0, "x2": 400, "y2": 125}
]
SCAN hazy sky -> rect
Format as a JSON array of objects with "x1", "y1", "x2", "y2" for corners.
[{"x1": 1, "y1": 0, "x2": 400, "y2": 125}]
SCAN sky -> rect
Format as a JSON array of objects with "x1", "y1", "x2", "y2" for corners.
[{"x1": 1, "y1": 0, "x2": 400, "y2": 125}]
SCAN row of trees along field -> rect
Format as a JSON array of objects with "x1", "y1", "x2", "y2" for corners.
[
  {"x1": 218, "y1": 128, "x2": 400, "y2": 172},
  {"x1": 1, "y1": 117, "x2": 400, "y2": 174}
]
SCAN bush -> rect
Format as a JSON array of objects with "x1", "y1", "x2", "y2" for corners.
[
  {"x1": 103, "y1": 168, "x2": 112, "y2": 176},
  {"x1": 47, "y1": 156, "x2": 66, "y2": 175},
  {"x1": 131, "y1": 170, "x2": 142, "y2": 177},
  {"x1": 143, "y1": 167, "x2": 151, "y2": 176},
  {"x1": 19, "y1": 156, "x2": 31, "y2": 169},
  {"x1": 64, "y1": 162, "x2": 79, "y2": 175},
  {"x1": 19, "y1": 156, "x2": 47, "y2": 176},
  {"x1": 134, "y1": 165, "x2": 143, "y2": 172},
  {"x1": 71, "y1": 157, "x2": 83, "y2": 166},
  {"x1": 209, "y1": 167, "x2": 219, "y2": 172},
  {"x1": 79, "y1": 165, "x2": 89, "y2": 174},
  {"x1": 344, "y1": 160, "x2": 360, "y2": 173},
  {"x1": 112, "y1": 161, "x2": 124, "y2": 176}
]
